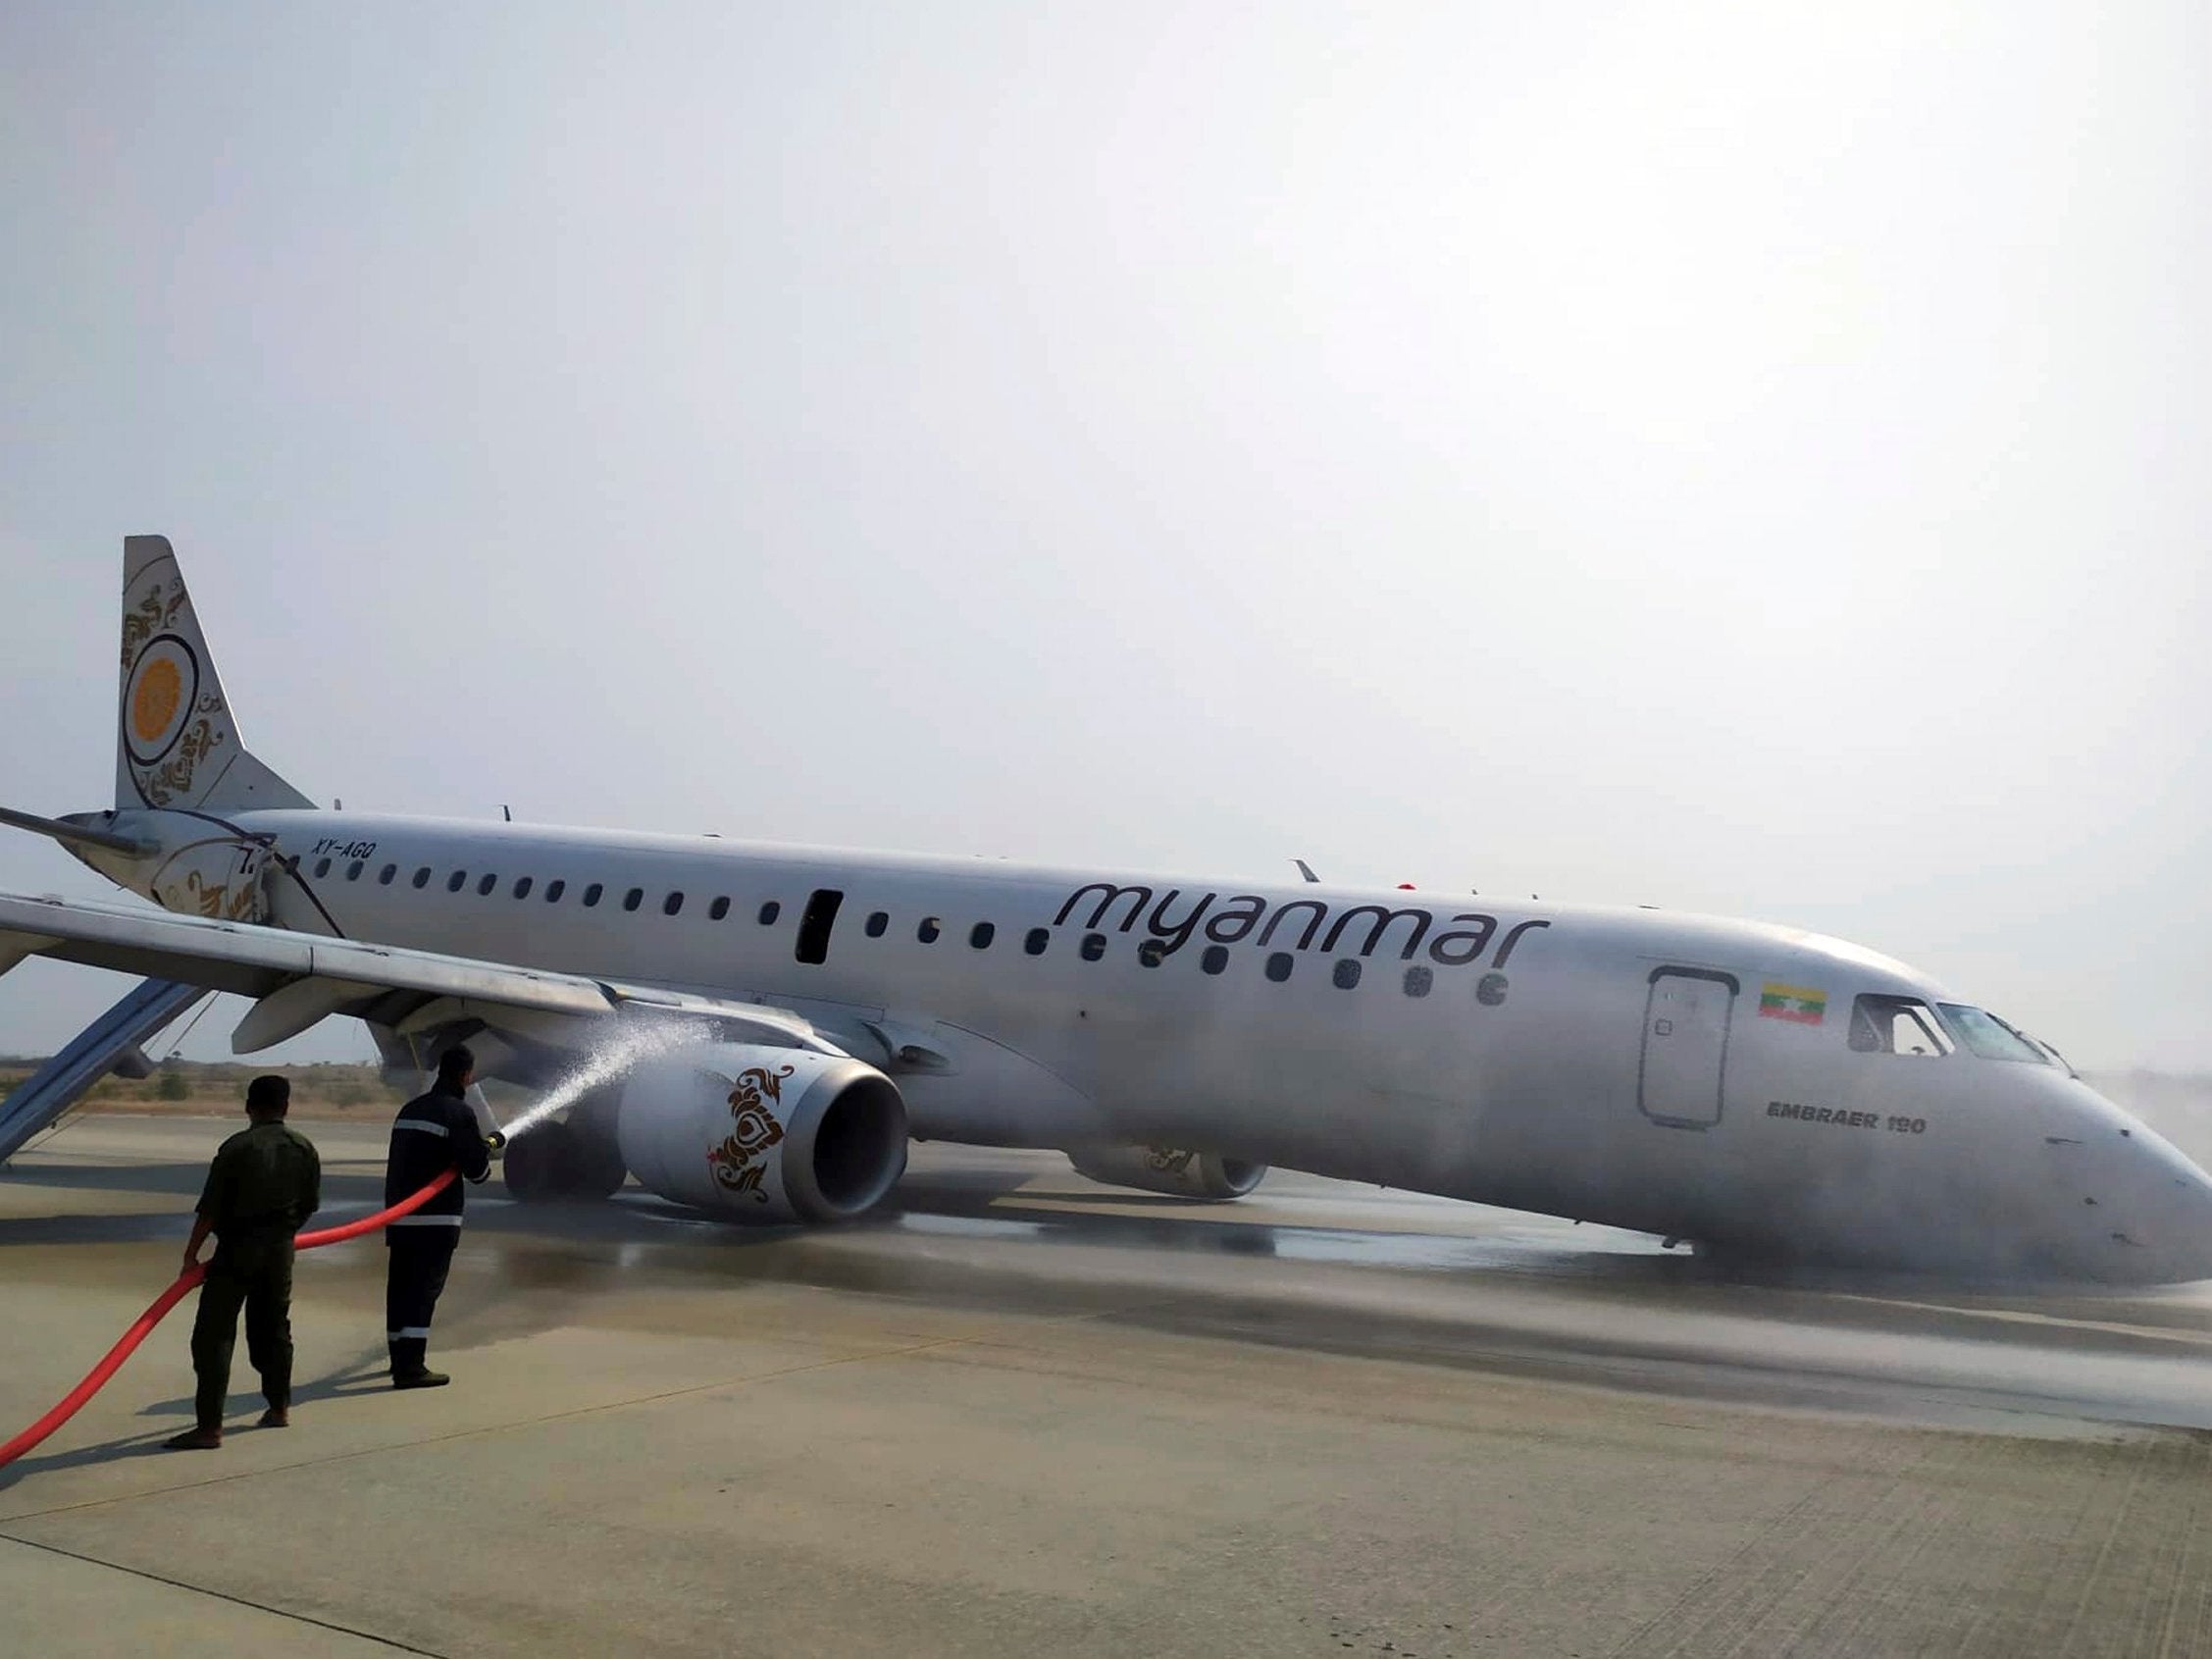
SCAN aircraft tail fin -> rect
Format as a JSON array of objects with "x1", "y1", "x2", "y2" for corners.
[{"x1": 117, "y1": 535, "x2": 313, "y2": 814}]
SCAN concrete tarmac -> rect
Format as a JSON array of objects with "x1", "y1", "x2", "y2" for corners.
[{"x1": 5, "y1": 1115, "x2": 2212, "y2": 1658}]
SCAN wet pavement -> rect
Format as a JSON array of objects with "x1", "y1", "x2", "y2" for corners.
[{"x1": 4, "y1": 1116, "x2": 2212, "y2": 1656}]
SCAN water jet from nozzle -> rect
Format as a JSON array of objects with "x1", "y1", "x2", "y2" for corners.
[{"x1": 498, "y1": 1020, "x2": 691, "y2": 1141}]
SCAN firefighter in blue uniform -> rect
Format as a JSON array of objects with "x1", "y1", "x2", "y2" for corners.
[
  {"x1": 385, "y1": 1045, "x2": 496, "y2": 1388},
  {"x1": 166, "y1": 1074, "x2": 321, "y2": 1450}
]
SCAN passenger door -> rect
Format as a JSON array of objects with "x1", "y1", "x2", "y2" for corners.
[{"x1": 1639, "y1": 969, "x2": 1736, "y2": 1128}]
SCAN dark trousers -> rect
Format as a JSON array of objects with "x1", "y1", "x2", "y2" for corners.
[
  {"x1": 386, "y1": 1224, "x2": 459, "y2": 1376},
  {"x1": 190, "y1": 1238, "x2": 294, "y2": 1428}
]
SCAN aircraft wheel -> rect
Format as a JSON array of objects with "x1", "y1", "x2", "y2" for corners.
[
  {"x1": 567, "y1": 1126, "x2": 629, "y2": 1200},
  {"x1": 503, "y1": 1121, "x2": 572, "y2": 1203}
]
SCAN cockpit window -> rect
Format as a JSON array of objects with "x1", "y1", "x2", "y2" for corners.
[
  {"x1": 1937, "y1": 1005, "x2": 2050, "y2": 1064},
  {"x1": 1848, "y1": 995, "x2": 1953, "y2": 1058},
  {"x1": 2032, "y1": 1034, "x2": 2081, "y2": 1078}
]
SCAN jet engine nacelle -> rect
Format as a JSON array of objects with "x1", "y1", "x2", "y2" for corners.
[
  {"x1": 618, "y1": 1042, "x2": 908, "y2": 1223},
  {"x1": 1065, "y1": 1145, "x2": 1267, "y2": 1201}
]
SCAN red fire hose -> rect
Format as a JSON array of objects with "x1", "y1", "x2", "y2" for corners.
[{"x1": 0, "y1": 1168, "x2": 459, "y2": 1470}]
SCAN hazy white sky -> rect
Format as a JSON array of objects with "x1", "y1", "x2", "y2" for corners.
[{"x1": 1, "y1": 3, "x2": 2205, "y2": 1069}]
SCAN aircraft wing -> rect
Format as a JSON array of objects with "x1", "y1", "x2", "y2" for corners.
[{"x1": 0, "y1": 890, "x2": 843, "y2": 1058}]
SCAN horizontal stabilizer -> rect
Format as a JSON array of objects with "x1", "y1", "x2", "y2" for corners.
[
  {"x1": 0, "y1": 977, "x2": 208, "y2": 1162},
  {"x1": 0, "y1": 805, "x2": 154, "y2": 857}
]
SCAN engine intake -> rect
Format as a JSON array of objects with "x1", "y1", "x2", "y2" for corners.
[
  {"x1": 618, "y1": 1042, "x2": 908, "y2": 1222},
  {"x1": 1065, "y1": 1145, "x2": 1267, "y2": 1201}
]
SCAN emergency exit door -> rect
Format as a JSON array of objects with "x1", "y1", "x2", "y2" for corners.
[{"x1": 1639, "y1": 968, "x2": 1736, "y2": 1128}]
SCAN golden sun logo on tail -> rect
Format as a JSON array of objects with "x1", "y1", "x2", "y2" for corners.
[{"x1": 131, "y1": 655, "x2": 181, "y2": 747}]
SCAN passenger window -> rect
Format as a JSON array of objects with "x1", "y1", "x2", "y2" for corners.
[
  {"x1": 1333, "y1": 959, "x2": 1362, "y2": 990},
  {"x1": 1848, "y1": 995, "x2": 1953, "y2": 1058},
  {"x1": 346, "y1": 861, "x2": 364, "y2": 881},
  {"x1": 413, "y1": 868, "x2": 432, "y2": 889},
  {"x1": 623, "y1": 888, "x2": 643, "y2": 912},
  {"x1": 1024, "y1": 927, "x2": 1049, "y2": 956},
  {"x1": 447, "y1": 871, "x2": 467, "y2": 893},
  {"x1": 1137, "y1": 939, "x2": 1164, "y2": 967},
  {"x1": 865, "y1": 911, "x2": 889, "y2": 938},
  {"x1": 1265, "y1": 952, "x2": 1294, "y2": 983},
  {"x1": 1201, "y1": 945, "x2": 1229, "y2": 975},
  {"x1": 379, "y1": 864, "x2": 397, "y2": 886},
  {"x1": 314, "y1": 858, "x2": 333, "y2": 878},
  {"x1": 663, "y1": 892, "x2": 684, "y2": 916},
  {"x1": 759, "y1": 901, "x2": 781, "y2": 925},
  {"x1": 514, "y1": 876, "x2": 534, "y2": 900},
  {"x1": 1937, "y1": 1005, "x2": 2049, "y2": 1063},
  {"x1": 918, "y1": 917, "x2": 941, "y2": 943},
  {"x1": 970, "y1": 921, "x2": 996, "y2": 950},
  {"x1": 545, "y1": 879, "x2": 566, "y2": 902},
  {"x1": 477, "y1": 873, "x2": 497, "y2": 897},
  {"x1": 709, "y1": 896, "x2": 729, "y2": 920},
  {"x1": 584, "y1": 883, "x2": 603, "y2": 907},
  {"x1": 1403, "y1": 965, "x2": 1433, "y2": 998},
  {"x1": 1080, "y1": 933, "x2": 1106, "y2": 961}
]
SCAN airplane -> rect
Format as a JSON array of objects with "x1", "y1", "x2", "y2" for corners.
[{"x1": 2, "y1": 535, "x2": 2207, "y2": 1284}]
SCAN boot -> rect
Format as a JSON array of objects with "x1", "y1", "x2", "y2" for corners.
[
  {"x1": 164, "y1": 1425, "x2": 222, "y2": 1451},
  {"x1": 389, "y1": 1336, "x2": 449, "y2": 1389}
]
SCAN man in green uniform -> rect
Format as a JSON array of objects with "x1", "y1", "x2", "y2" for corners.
[{"x1": 164, "y1": 1074, "x2": 322, "y2": 1451}]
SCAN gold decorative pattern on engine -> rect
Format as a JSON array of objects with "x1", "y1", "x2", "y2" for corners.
[{"x1": 708, "y1": 1063, "x2": 794, "y2": 1201}]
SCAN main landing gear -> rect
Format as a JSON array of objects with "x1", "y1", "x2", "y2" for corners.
[{"x1": 502, "y1": 1115, "x2": 628, "y2": 1203}]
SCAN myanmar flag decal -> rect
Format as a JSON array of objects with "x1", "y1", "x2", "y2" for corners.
[{"x1": 1759, "y1": 982, "x2": 1827, "y2": 1025}]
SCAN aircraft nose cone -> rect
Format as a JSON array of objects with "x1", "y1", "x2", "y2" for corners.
[{"x1": 2098, "y1": 1131, "x2": 2212, "y2": 1284}]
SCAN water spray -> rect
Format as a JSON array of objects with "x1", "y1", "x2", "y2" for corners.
[{"x1": 497, "y1": 1018, "x2": 694, "y2": 1141}]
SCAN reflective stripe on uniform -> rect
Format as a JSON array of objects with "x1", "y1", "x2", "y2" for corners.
[
  {"x1": 386, "y1": 1327, "x2": 433, "y2": 1339},
  {"x1": 386, "y1": 1214, "x2": 464, "y2": 1227},
  {"x1": 393, "y1": 1118, "x2": 450, "y2": 1137}
]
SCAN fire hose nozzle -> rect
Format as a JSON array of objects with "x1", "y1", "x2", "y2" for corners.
[{"x1": 484, "y1": 1129, "x2": 508, "y2": 1154}]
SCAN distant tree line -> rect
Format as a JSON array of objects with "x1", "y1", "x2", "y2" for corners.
[{"x1": 0, "y1": 1058, "x2": 408, "y2": 1110}]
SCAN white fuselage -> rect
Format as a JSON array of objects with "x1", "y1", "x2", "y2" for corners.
[{"x1": 92, "y1": 806, "x2": 2212, "y2": 1283}]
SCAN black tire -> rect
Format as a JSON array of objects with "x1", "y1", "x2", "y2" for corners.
[
  {"x1": 567, "y1": 1126, "x2": 629, "y2": 1200},
  {"x1": 503, "y1": 1120, "x2": 573, "y2": 1203}
]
